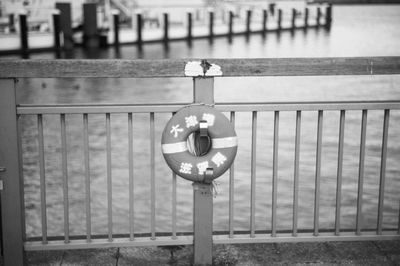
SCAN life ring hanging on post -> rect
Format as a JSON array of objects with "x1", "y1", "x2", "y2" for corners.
[{"x1": 161, "y1": 105, "x2": 238, "y2": 182}]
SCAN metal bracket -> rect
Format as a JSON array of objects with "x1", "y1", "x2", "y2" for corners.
[{"x1": 203, "y1": 167, "x2": 214, "y2": 184}]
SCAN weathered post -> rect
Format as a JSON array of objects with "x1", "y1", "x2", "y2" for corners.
[
  {"x1": 136, "y1": 13, "x2": 143, "y2": 47},
  {"x1": 325, "y1": 4, "x2": 332, "y2": 29},
  {"x1": 277, "y1": 9, "x2": 282, "y2": 32},
  {"x1": 193, "y1": 72, "x2": 214, "y2": 266},
  {"x1": 187, "y1": 12, "x2": 192, "y2": 42},
  {"x1": 112, "y1": 10, "x2": 120, "y2": 47},
  {"x1": 209, "y1": 11, "x2": 214, "y2": 40},
  {"x1": 163, "y1": 13, "x2": 169, "y2": 45},
  {"x1": 52, "y1": 9, "x2": 61, "y2": 54},
  {"x1": 246, "y1": 9, "x2": 251, "y2": 37},
  {"x1": 262, "y1": 9, "x2": 268, "y2": 36},
  {"x1": 316, "y1": 7, "x2": 321, "y2": 27},
  {"x1": 304, "y1": 7, "x2": 309, "y2": 29},
  {"x1": 0, "y1": 79, "x2": 25, "y2": 266},
  {"x1": 56, "y1": 2, "x2": 73, "y2": 50},
  {"x1": 19, "y1": 12, "x2": 28, "y2": 58},
  {"x1": 83, "y1": 3, "x2": 98, "y2": 48}
]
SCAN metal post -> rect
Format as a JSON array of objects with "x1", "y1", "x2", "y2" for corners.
[
  {"x1": 0, "y1": 79, "x2": 25, "y2": 266},
  {"x1": 9, "y1": 13, "x2": 16, "y2": 32},
  {"x1": 19, "y1": 13, "x2": 28, "y2": 58},
  {"x1": 193, "y1": 76, "x2": 214, "y2": 265}
]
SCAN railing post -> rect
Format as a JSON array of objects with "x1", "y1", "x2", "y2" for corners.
[
  {"x1": 228, "y1": 11, "x2": 233, "y2": 41},
  {"x1": 83, "y1": 3, "x2": 98, "y2": 48},
  {"x1": 246, "y1": 9, "x2": 251, "y2": 37},
  {"x1": 262, "y1": 9, "x2": 268, "y2": 36},
  {"x1": 0, "y1": 79, "x2": 25, "y2": 266},
  {"x1": 193, "y1": 76, "x2": 214, "y2": 265},
  {"x1": 316, "y1": 7, "x2": 321, "y2": 27},
  {"x1": 325, "y1": 4, "x2": 332, "y2": 29}
]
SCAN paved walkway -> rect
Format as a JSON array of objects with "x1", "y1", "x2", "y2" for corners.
[{"x1": 21, "y1": 240, "x2": 400, "y2": 265}]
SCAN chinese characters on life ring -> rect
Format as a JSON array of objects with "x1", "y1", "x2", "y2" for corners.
[{"x1": 161, "y1": 105, "x2": 237, "y2": 182}]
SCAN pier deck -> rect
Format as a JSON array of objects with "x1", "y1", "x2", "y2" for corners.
[{"x1": 21, "y1": 240, "x2": 400, "y2": 265}]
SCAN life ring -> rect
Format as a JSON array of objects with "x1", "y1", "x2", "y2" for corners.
[{"x1": 161, "y1": 105, "x2": 238, "y2": 182}]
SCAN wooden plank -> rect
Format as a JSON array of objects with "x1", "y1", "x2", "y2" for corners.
[{"x1": 1, "y1": 57, "x2": 399, "y2": 78}]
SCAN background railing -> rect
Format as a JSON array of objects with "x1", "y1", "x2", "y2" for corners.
[{"x1": 1, "y1": 57, "x2": 400, "y2": 266}]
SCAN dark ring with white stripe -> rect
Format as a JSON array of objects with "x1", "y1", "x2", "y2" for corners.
[{"x1": 161, "y1": 105, "x2": 238, "y2": 182}]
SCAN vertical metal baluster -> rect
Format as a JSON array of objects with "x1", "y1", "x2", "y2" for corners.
[
  {"x1": 83, "y1": 114, "x2": 91, "y2": 242},
  {"x1": 293, "y1": 111, "x2": 301, "y2": 237},
  {"x1": 356, "y1": 109, "x2": 367, "y2": 235},
  {"x1": 171, "y1": 112, "x2": 177, "y2": 240},
  {"x1": 128, "y1": 113, "x2": 134, "y2": 241},
  {"x1": 335, "y1": 110, "x2": 345, "y2": 236},
  {"x1": 60, "y1": 114, "x2": 69, "y2": 243},
  {"x1": 172, "y1": 172, "x2": 177, "y2": 240},
  {"x1": 229, "y1": 111, "x2": 236, "y2": 238},
  {"x1": 272, "y1": 111, "x2": 279, "y2": 237},
  {"x1": 377, "y1": 109, "x2": 390, "y2": 235},
  {"x1": 37, "y1": 114, "x2": 47, "y2": 244},
  {"x1": 150, "y1": 112, "x2": 156, "y2": 240},
  {"x1": 106, "y1": 113, "x2": 112, "y2": 241},
  {"x1": 250, "y1": 111, "x2": 257, "y2": 238},
  {"x1": 314, "y1": 110, "x2": 323, "y2": 236}
]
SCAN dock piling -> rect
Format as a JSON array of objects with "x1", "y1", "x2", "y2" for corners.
[
  {"x1": 228, "y1": 11, "x2": 234, "y2": 40},
  {"x1": 291, "y1": 9, "x2": 296, "y2": 31},
  {"x1": 8, "y1": 13, "x2": 15, "y2": 32},
  {"x1": 19, "y1": 12, "x2": 28, "y2": 58},
  {"x1": 187, "y1": 12, "x2": 192, "y2": 43},
  {"x1": 83, "y1": 3, "x2": 98, "y2": 48},
  {"x1": 56, "y1": 2, "x2": 73, "y2": 50},
  {"x1": 304, "y1": 7, "x2": 309, "y2": 29},
  {"x1": 246, "y1": 10, "x2": 252, "y2": 37},
  {"x1": 317, "y1": 7, "x2": 322, "y2": 27},
  {"x1": 112, "y1": 10, "x2": 120, "y2": 47},
  {"x1": 136, "y1": 13, "x2": 143, "y2": 47},
  {"x1": 325, "y1": 4, "x2": 332, "y2": 29},
  {"x1": 262, "y1": 9, "x2": 268, "y2": 36},
  {"x1": 277, "y1": 9, "x2": 282, "y2": 32},
  {"x1": 52, "y1": 10, "x2": 61, "y2": 55},
  {"x1": 209, "y1": 11, "x2": 214, "y2": 40}
]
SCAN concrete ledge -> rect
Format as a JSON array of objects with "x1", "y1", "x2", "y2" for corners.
[{"x1": 9, "y1": 240, "x2": 400, "y2": 265}]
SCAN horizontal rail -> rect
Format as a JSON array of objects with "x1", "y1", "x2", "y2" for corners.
[
  {"x1": 1, "y1": 57, "x2": 400, "y2": 78},
  {"x1": 24, "y1": 232, "x2": 400, "y2": 251},
  {"x1": 17, "y1": 101, "x2": 400, "y2": 114}
]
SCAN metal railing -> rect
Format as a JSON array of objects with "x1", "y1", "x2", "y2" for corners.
[{"x1": 1, "y1": 57, "x2": 400, "y2": 265}]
